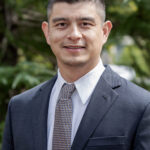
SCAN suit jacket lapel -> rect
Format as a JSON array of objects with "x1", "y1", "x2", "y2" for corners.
[
  {"x1": 32, "y1": 76, "x2": 57, "y2": 150},
  {"x1": 71, "y1": 66, "x2": 121, "y2": 150}
]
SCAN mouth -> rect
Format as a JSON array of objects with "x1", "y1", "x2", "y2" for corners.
[{"x1": 63, "y1": 45, "x2": 86, "y2": 50}]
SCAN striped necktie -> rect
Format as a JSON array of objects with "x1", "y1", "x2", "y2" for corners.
[{"x1": 52, "y1": 83, "x2": 75, "y2": 150}]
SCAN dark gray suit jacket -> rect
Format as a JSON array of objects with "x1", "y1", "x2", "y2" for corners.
[{"x1": 2, "y1": 66, "x2": 150, "y2": 150}]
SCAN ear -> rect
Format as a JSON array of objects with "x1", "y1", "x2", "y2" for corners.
[
  {"x1": 102, "y1": 21, "x2": 112, "y2": 44},
  {"x1": 41, "y1": 21, "x2": 51, "y2": 45}
]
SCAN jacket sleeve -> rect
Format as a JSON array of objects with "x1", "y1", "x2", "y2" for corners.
[
  {"x1": 2, "y1": 100, "x2": 14, "y2": 150},
  {"x1": 133, "y1": 102, "x2": 150, "y2": 150}
]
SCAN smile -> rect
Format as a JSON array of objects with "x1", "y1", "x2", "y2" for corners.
[{"x1": 63, "y1": 45, "x2": 85, "y2": 49}]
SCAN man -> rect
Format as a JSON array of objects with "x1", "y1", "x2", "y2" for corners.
[{"x1": 2, "y1": 0, "x2": 150, "y2": 150}]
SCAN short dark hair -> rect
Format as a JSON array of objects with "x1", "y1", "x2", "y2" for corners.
[{"x1": 47, "y1": 0, "x2": 106, "y2": 22}]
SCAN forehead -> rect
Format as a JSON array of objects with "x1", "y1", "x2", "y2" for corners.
[{"x1": 49, "y1": 2, "x2": 101, "y2": 20}]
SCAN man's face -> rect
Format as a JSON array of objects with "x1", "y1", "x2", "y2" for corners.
[{"x1": 42, "y1": 2, "x2": 112, "y2": 70}]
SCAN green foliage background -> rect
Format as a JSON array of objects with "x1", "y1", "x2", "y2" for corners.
[{"x1": 0, "y1": 0, "x2": 150, "y2": 148}]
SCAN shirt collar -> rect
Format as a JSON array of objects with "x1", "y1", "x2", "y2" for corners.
[{"x1": 57, "y1": 59, "x2": 105, "y2": 104}]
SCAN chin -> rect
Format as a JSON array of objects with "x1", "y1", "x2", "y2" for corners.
[{"x1": 63, "y1": 59, "x2": 87, "y2": 67}]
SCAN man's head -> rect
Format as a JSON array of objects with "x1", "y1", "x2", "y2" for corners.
[
  {"x1": 42, "y1": 0, "x2": 112, "y2": 81},
  {"x1": 47, "y1": 0, "x2": 106, "y2": 22}
]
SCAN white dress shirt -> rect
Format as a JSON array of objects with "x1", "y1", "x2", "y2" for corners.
[{"x1": 47, "y1": 59, "x2": 105, "y2": 150}]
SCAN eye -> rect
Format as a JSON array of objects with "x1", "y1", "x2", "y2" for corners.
[
  {"x1": 80, "y1": 22, "x2": 93, "y2": 28},
  {"x1": 56, "y1": 22, "x2": 68, "y2": 29}
]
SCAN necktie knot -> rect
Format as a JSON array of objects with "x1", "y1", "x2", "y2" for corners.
[{"x1": 60, "y1": 83, "x2": 75, "y2": 99}]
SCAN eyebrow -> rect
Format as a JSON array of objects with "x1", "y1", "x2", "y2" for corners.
[
  {"x1": 78, "y1": 17, "x2": 95, "y2": 23},
  {"x1": 52, "y1": 17, "x2": 69, "y2": 23},
  {"x1": 52, "y1": 17, "x2": 95, "y2": 23}
]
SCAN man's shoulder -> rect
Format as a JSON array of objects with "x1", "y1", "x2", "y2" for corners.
[
  {"x1": 123, "y1": 78, "x2": 150, "y2": 104},
  {"x1": 104, "y1": 66, "x2": 150, "y2": 105},
  {"x1": 10, "y1": 75, "x2": 57, "y2": 105},
  {"x1": 112, "y1": 69, "x2": 150, "y2": 110},
  {"x1": 13, "y1": 81, "x2": 47, "y2": 99}
]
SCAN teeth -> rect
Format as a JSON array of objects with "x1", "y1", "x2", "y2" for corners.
[
  {"x1": 69, "y1": 47, "x2": 81, "y2": 48},
  {"x1": 65, "y1": 46, "x2": 84, "y2": 48}
]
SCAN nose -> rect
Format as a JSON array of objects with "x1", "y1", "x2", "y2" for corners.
[{"x1": 67, "y1": 24, "x2": 82, "y2": 41}]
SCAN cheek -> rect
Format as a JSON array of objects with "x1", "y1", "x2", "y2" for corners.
[
  {"x1": 86, "y1": 32, "x2": 103, "y2": 49},
  {"x1": 50, "y1": 30, "x2": 67, "y2": 43},
  {"x1": 85, "y1": 29, "x2": 103, "y2": 41}
]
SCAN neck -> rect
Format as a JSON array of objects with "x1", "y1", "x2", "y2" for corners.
[{"x1": 58, "y1": 61, "x2": 100, "y2": 83}]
